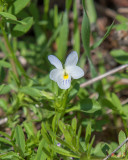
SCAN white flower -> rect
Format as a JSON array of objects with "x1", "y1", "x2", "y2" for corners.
[{"x1": 48, "y1": 51, "x2": 84, "y2": 90}]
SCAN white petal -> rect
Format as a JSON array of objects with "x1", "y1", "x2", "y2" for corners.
[
  {"x1": 57, "y1": 75, "x2": 71, "y2": 90},
  {"x1": 66, "y1": 66, "x2": 84, "y2": 79},
  {"x1": 50, "y1": 69, "x2": 63, "y2": 82},
  {"x1": 48, "y1": 55, "x2": 63, "y2": 69},
  {"x1": 65, "y1": 51, "x2": 78, "y2": 67}
]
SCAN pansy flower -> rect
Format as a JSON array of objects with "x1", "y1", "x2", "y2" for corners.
[{"x1": 48, "y1": 51, "x2": 84, "y2": 89}]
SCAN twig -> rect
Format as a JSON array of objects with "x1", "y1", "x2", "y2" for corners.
[
  {"x1": 121, "y1": 98, "x2": 128, "y2": 105},
  {"x1": 103, "y1": 137, "x2": 128, "y2": 160},
  {"x1": 80, "y1": 64, "x2": 128, "y2": 88},
  {"x1": 118, "y1": 8, "x2": 128, "y2": 14}
]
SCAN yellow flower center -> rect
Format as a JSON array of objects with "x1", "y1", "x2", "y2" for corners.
[{"x1": 63, "y1": 72, "x2": 69, "y2": 79}]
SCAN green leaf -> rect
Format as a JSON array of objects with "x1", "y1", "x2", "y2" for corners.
[
  {"x1": 88, "y1": 58, "x2": 97, "y2": 78},
  {"x1": 15, "y1": 125, "x2": 25, "y2": 156},
  {"x1": 5, "y1": 19, "x2": 26, "y2": 25},
  {"x1": 85, "y1": 123, "x2": 91, "y2": 149},
  {"x1": 12, "y1": 17, "x2": 33, "y2": 37},
  {"x1": 46, "y1": 127, "x2": 74, "y2": 151},
  {"x1": 93, "y1": 142, "x2": 112, "y2": 157},
  {"x1": 81, "y1": 1, "x2": 98, "y2": 79},
  {"x1": 118, "y1": 130, "x2": 126, "y2": 156},
  {"x1": 86, "y1": 0, "x2": 97, "y2": 24},
  {"x1": 0, "y1": 137, "x2": 12, "y2": 146},
  {"x1": 23, "y1": 122, "x2": 35, "y2": 138},
  {"x1": 101, "y1": 98, "x2": 115, "y2": 110},
  {"x1": 71, "y1": 118, "x2": 77, "y2": 135},
  {"x1": 80, "y1": 153, "x2": 87, "y2": 160},
  {"x1": 0, "y1": 131, "x2": 11, "y2": 139},
  {"x1": 76, "y1": 126, "x2": 82, "y2": 150},
  {"x1": 91, "y1": 21, "x2": 114, "y2": 50},
  {"x1": 0, "y1": 151, "x2": 21, "y2": 159},
  {"x1": 110, "y1": 49, "x2": 128, "y2": 64},
  {"x1": 56, "y1": 12, "x2": 68, "y2": 61},
  {"x1": 59, "y1": 121, "x2": 72, "y2": 145},
  {"x1": 116, "y1": 14, "x2": 128, "y2": 23},
  {"x1": 0, "y1": 60, "x2": 11, "y2": 68},
  {"x1": 0, "y1": 11, "x2": 17, "y2": 20},
  {"x1": 41, "y1": 91, "x2": 54, "y2": 99},
  {"x1": 35, "y1": 139, "x2": 48, "y2": 160},
  {"x1": 50, "y1": 145, "x2": 80, "y2": 158},
  {"x1": 81, "y1": 6, "x2": 90, "y2": 57},
  {"x1": 66, "y1": 98, "x2": 101, "y2": 113},
  {"x1": 66, "y1": 0, "x2": 72, "y2": 11},
  {"x1": 73, "y1": 0, "x2": 80, "y2": 55},
  {"x1": 121, "y1": 105, "x2": 128, "y2": 119},
  {"x1": 0, "y1": 84, "x2": 5, "y2": 93},
  {"x1": 42, "y1": 147, "x2": 51, "y2": 159},
  {"x1": 52, "y1": 114, "x2": 60, "y2": 133},
  {"x1": 0, "y1": 98, "x2": 8, "y2": 111},
  {"x1": 88, "y1": 135, "x2": 95, "y2": 156},
  {"x1": 114, "y1": 23, "x2": 128, "y2": 31},
  {"x1": 0, "y1": 12, "x2": 26, "y2": 25},
  {"x1": 111, "y1": 93, "x2": 122, "y2": 110},
  {"x1": 20, "y1": 86, "x2": 42, "y2": 98},
  {"x1": 41, "y1": 123, "x2": 52, "y2": 144},
  {"x1": 0, "y1": 84, "x2": 11, "y2": 95},
  {"x1": 8, "y1": 0, "x2": 30, "y2": 15},
  {"x1": 68, "y1": 82, "x2": 80, "y2": 101},
  {"x1": 53, "y1": 5, "x2": 58, "y2": 28},
  {"x1": 100, "y1": 93, "x2": 123, "y2": 114}
]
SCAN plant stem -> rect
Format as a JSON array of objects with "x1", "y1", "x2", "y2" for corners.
[
  {"x1": 0, "y1": 22, "x2": 27, "y2": 80},
  {"x1": 0, "y1": 23, "x2": 19, "y2": 78}
]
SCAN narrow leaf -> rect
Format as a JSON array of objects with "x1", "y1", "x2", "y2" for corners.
[
  {"x1": 0, "y1": 137, "x2": 12, "y2": 146},
  {"x1": 118, "y1": 130, "x2": 126, "y2": 156},
  {"x1": 0, "y1": 60, "x2": 11, "y2": 68},
  {"x1": 41, "y1": 123, "x2": 52, "y2": 144},
  {"x1": 56, "y1": 12, "x2": 68, "y2": 61},
  {"x1": 51, "y1": 145, "x2": 80, "y2": 158},
  {"x1": 20, "y1": 86, "x2": 42, "y2": 98},
  {"x1": 12, "y1": 17, "x2": 33, "y2": 37},
  {"x1": 0, "y1": 12, "x2": 17, "y2": 20},
  {"x1": 73, "y1": 0, "x2": 80, "y2": 55},
  {"x1": 91, "y1": 21, "x2": 114, "y2": 50},
  {"x1": 23, "y1": 122, "x2": 35, "y2": 138},
  {"x1": 71, "y1": 118, "x2": 77, "y2": 135},
  {"x1": 8, "y1": 0, "x2": 30, "y2": 15},
  {"x1": 0, "y1": 151, "x2": 22, "y2": 159},
  {"x1": 66, "y1": 0, "x2": 72, "y2": 11},
  {"x1": 88, "y1": 135, "x2": 95, "y2": 156},
  {"x1": 59, "y1": 121, "x2": 72, "y2": 145},
  {"x1": 0, "y1": 131, "x2": 11, "y2": 139},
  {"x1": 110, "y1": 49, "x2": 128, "y2": 64},
  {"x1": 76, "y1": 126, "x2": 82, "y2": 150},
  {"x1": 35, "y1": 139, "x2": 48, "y2": 160},
  {"x1": 85, "y1": 123, "x2": 91, "y2": 149},
  {"x1": 81, "y1": 5, "x2": 90, "y2": 57},
  {"x1": 15, "y1": 125, "x2": 25, "y2": 156}
]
